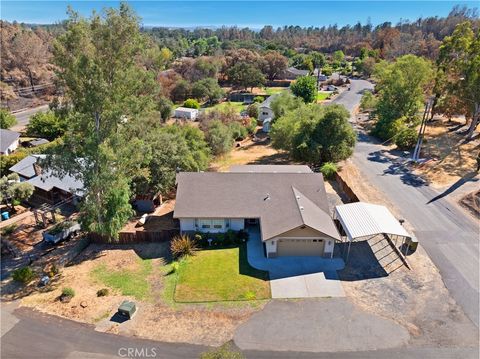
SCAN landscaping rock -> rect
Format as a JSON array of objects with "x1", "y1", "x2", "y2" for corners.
[
  {"x1": 80, "y1": 301, "x2": 88, "y2": 308},
  {"x1": 59, "y1": 294, "x2": 72, "y2": 303}
]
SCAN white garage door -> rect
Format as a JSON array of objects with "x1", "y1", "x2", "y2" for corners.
[{"x1": 277, "y1": 238, "x2": 325, "y2": 257}]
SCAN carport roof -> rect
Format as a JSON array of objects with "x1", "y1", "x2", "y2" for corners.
[{"x1": 334, "y1": 202, "x2": 411, "y2": 241}]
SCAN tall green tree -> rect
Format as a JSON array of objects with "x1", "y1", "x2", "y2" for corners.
[
  {"x1": 26, "y1": 111, "x2": 66, "y2": 140},
  {"x1": 437, "y1": 21, "x2": 480, "y2": 139},
  {"x1": 133, "y1": 125, "x2": 210, "y2": 195},
  {"x1": 372, "y1": 55, "x2": 434, "y2": 140},
  {"x1": 49, "y1": 4, "x2": 160, "y2": 239},
  {"x1": 290, "y1": 76, "x2": 317, "y2": 103},
  {"x1": 227, "y1": 62, "x2": 265, "y2": 91},
  {"x1": 271, "y1": 104, "x2": 355, "y2": 164}
]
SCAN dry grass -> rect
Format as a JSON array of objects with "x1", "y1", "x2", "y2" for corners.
[
  {"x1": 210, "y1": 135, "x2": 293, "y2": 172},
  {"x1": 413, "y1": 117, "x2": 480, "y2": 188}
]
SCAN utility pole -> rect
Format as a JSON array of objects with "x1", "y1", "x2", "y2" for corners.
[{"x1": 412, "y1": 96, "x2": 434, "y2": 162}]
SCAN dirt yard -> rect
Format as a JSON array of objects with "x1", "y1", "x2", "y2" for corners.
[
  {"x1": 413, "y1": 117, "x2": 480, "y2": 188},
  {"x1": 338, "y1": 160, "x2": 478, "y2": 347},
  {"x1": 210, "y1": 134, "x2": 292, "y2": 172},
  {"x1": 18, "y1": 243, "x2": 264, "y2": 346}
]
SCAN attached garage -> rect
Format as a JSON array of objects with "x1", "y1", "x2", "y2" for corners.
[{"x1": 277, "y1": 238, "x2": 325, "y2": 257}]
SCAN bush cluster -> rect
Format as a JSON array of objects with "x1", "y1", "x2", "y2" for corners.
[
  {"x1": 12, "y1": 266, "x2": 35, "y2": 284},
  {"x1": 320, "y1": 162, "x2": 338, "y2": 179},
  {"x1": 170, "y1": 234, "x2": 199, "y2": 259},
  {"x1": 62, "y1": 287, "x2": 75, "y2": 298},
  {"x1": 194, "y1": 229, "x2": 249, "y2": 248},
  {"x1": 97, "y1": 288, "x2": 109, "y2": 297}
]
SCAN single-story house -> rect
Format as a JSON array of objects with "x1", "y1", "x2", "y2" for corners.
[
  {"x1": 229, "y1": 92, "x2": 258, "y2": 104},
  {"x1": 0, "y1": 129, "x2": 20, "y2": 155},
  {"x1": 174, "y1": 107, "x2": 199, "y2": 120},
  {"x1": 9, "y1": 155, "x2": 84, "y2": 205},
  {"x1": 282, "y1": 67, "x2": 320, "y2": 80},
  {"x1": 258, "y1": 94, "x2": 279, "y2": 122},
  {"x1": 174, "y1": 165, "x2": 340, "y2": 258}
]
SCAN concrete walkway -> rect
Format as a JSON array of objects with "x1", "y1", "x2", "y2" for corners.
[{"x1": 246, "y1": 227, "x2": 345, "y2": 298}]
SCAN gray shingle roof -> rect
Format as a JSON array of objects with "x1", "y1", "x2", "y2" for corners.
[
  {"x1": 259, "y1": 93, "x2": 280, "y2": 109},
  {"x1": 9, "y1": 155, "x2": 84, "y2": 195},
  {"x1": 229, "y1": 165, "x2": 312, "y2": 173},
  {"x1": 0, "y1": 129, "x2": 20, "y2": 153},
  {"x1": 173, "y1": 170, "x2": 339, "y2": 241}
]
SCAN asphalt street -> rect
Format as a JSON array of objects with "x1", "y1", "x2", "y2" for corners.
[
  {"x1": 11, "y1": 104, "x2": 49, "y2": 131},
  {"x1": 334, "y1": 79, "x2": 480, "y2": 328},
  {"x1": 2, "y1": 304, "x2": 478, "y2": 359}
]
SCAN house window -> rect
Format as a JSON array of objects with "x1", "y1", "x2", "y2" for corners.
[
  {"x1": 212, "y1": 219, "x2": 224, "y2": 229},
  {"x1": 199, "y1": 219, "x2": 224, "y2": 230}
]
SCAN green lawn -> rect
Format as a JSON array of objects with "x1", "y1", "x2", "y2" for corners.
[
  {"x1": 174, "y1": 245, "x2": 270, "y2": 302},
  {"x1": 204, "y1": 101, "x2": 247, "y2": 114},
  {"x1": 316, "y1": 91, "x2": 332, "y2": 102},
  {"x1": 91, "y1": 259, "x2": 153, "y2": 300}
]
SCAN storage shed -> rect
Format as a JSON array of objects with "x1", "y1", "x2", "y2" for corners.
[{"x1": 174, "y1": 107, "x2": 199, "y2": 120}]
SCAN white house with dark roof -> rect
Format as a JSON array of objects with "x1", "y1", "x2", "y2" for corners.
[
  {"x1": 0, "y1": 129, "x2": 20, "y2": 155},
  {"x1": 173, "y1": 165, "x2": 340, "y2": 258}
]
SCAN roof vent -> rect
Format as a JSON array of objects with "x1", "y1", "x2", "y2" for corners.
[
  {"x1": 296, "y1": 195, "x2": 300, "y2": 199},
  {"x1": 300, "y1": 206, "x2": 304, "y2": 211},
  {"x1": 264, "y1": 193, "x2": 270, "y2": 201}
]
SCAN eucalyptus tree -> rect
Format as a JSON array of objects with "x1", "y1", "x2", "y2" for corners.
[{"x1": 50, "y1": 4, "x2": 160, "y2": 238}]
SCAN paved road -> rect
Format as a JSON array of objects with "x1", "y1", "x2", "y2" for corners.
[
  {"x1": 334, "y1": 79, "x2": 480, "y2": 328},
  {"x1": 2, "y1": 304, "x2": 478, "y2": 359},
  {"x1": 11, "y1": 104, "x2": 49, "y2": 131}
]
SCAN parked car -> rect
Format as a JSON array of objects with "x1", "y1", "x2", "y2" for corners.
[{"x1": 42, "y1": 221, "x2": 80, "y2": 244}]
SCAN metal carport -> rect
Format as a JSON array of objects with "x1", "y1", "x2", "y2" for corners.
[{"x1": 333, "y1": 202, "x2": 413, "y2": 265}]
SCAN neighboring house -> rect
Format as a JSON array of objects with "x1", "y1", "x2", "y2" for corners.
[
  {"x1": 282, "y1": 67, "x2": 320, "y2": 80},
  {"x1": 283, "y1": 67, "x2": 309, "y2": 80},
  {"x1": 229, "y1": 92, "x2": 258, "y2": 104},
  {"x1": 174, "y1": 107, "x2": 199, "y2": 120},
  {"x1": 9, "y1": 155, "x2": 84, "y2": 205},
  {"x1": 258, "y1": 94, "x2": 279, "y2": 122},
  {"x1": 0, "y1": 129, "x2": 20, "y2": 155},
  {"x1": 174, "y1": 165, "x2": 340, "y2": 258}
]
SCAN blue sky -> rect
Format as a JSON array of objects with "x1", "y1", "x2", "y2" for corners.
[{"x1": 1, "y1": 1, "x2": 477, "y2": 28}]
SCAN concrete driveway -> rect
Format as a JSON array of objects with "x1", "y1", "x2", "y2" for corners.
[{"x1": 246, "y1": 227, "x2": 345, "y2": 298}]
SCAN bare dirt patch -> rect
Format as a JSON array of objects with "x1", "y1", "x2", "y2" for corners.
[
  {"x1": 413, "y1": 117, "x2": 479, "y2": 188},
  {"x1": 18, "y1": 243, "x2": 263, "y2": 346},
  {"x1": 338, "y1": 160, "x2": 478, "y2": 347},
  {"x1": 210, "y1": 135, "x2": 293, "y2": 172}
]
